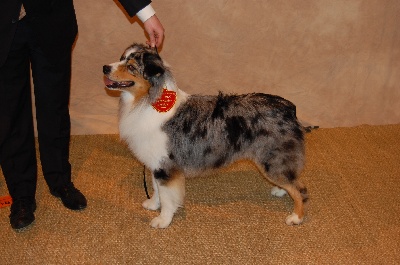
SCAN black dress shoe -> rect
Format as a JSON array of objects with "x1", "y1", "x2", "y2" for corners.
[
  {"x1": 51, "y1": 182, "x2": 87, "y2": 210},
  {"x1": 9, "y1": 197, "x2": 36, "y2": 230}
]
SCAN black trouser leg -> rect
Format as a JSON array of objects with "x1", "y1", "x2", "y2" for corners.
[
  {"x1": 0, "y1": 19, "x2": 37, "y2": 200},
  {"x1": 29, "y1": 38, "x2": 73, "y2": 193}
]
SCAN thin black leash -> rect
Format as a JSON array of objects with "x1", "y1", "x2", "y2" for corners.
[{"x1": 143, "y1": 165, "x2": 151, "y2": 199}]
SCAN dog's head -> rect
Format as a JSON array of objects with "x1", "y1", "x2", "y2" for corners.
[{"x1": 103, "y1": 43, "x2": 166, "y2": 96}]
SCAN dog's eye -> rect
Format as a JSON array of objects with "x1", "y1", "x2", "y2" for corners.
[{"x1": 127, "y1": 65, "x2": 135, "y2": 72}]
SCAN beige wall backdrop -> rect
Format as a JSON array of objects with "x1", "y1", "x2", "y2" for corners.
[{"x1": 68, "y1": 0, "x2": 400, "y2": 134}]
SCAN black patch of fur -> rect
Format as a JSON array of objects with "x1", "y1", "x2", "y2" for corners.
[
  {"x1": 291, "y1": 126, "x2": 304, "y2": 141},
  {"x1": 283, "y1": 109, "x2": 296, "y2": 122},
  {"x1": 284, "y1": 170, "x2": 297, "y2": 182},
  {"x1": 256, "y1": 129, "x2": 270, "y2": 137},
  {"x1": 282, "y1": 140, "x2": 296, "y2": 152},
  {"x1": 213, "y1": 155, "x2": 227, "y2": 168},
  {"x1": 182, "y1": 120, "x2": 192, "y2": 134},
  {"x1": 143, "y1": 53, "x2": 165, "y2": 79},
  {"x1": 154, "y1": 169, "x2": 170, "y2": 181},
  {"x1": 211, "y1": 92, "x2": 231, "y2": 120},
  {"x1": 225, "y1": 116, "x2": 253, "y2": 151},
  {"x1": 189, "y1": 126, "x2": 208, "y2": 142},
  {"x1": 264, "y1": 162, "x2": 271, "y2": 172},
  {"x1": 250, "y1": 113, "x2": 260, "y2": 125},
  {"x1": 203, "y1": 146, "x2": 212, "y2": 156}
]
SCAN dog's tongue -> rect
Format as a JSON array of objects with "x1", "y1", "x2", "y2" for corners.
[
  {"x1": 103, "y1": 76, "x2": 135, "y2": 88},
  {"x1": 103, "y1": 76, "x2": 115, "y2": 87}
]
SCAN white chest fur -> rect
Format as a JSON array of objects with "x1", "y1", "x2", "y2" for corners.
[{"x1": 118, "y1": 89, "x2": 187, "y2": 170}]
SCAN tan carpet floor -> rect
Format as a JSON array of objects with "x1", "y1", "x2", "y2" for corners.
[{"x1": 1, "y1": 124, "x2": 400, "y2": 264}]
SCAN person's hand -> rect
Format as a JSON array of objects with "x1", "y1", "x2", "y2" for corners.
[{"x1": 143, "y1": 15, "x2": 164, "y2": 48}]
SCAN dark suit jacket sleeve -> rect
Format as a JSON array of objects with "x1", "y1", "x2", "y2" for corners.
[{"x1": 117, "y1": 0, "x2": 152, "y2": 17}]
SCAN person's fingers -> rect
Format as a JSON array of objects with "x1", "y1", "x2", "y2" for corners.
[
  {"x1": 155, "y1": 31, "x2": 164, "y2": 47},
  {"x1": 146, "y1": 31, "x2": 163, "y2": 48},
  {"x1": 148, "y1": 33, "x2": 156, "y2": 48},
  {"x1": 143, "y1": 15, "x2": 164, "y2": 48}
]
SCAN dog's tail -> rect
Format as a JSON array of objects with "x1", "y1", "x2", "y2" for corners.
[{"x1": 303, "y1": 125, "x2": 319, "y2": 133}]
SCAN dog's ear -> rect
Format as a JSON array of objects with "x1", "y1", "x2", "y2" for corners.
[{"x1": 143, "y1": 52, "x2": 165, "y2": 79}]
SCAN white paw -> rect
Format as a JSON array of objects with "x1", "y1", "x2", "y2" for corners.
[
  {"x1": 271, "y1": 186, "x2": 287, "y2": 197},
  {"x1": 150, "y1": 215, "x2": 172, "y2": 229},
  {"x1": 285, "y1": 213, "x2": 303, "y2": 225},
  {"x1": 142, "y1": 198, "x2": 160, "y2": 211}
]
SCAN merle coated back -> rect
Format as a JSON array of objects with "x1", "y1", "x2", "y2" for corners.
[{"x1": 162, "y1": 92, "x2": 305, "y2": 181}]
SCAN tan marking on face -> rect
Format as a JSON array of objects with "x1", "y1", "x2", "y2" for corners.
[
  {"x1": 128, "y1": 80, "x2": 150, "y2": 105},
  {"x1": 109, "y1": 61, "x2": 151, "y2": 104},
  {"x1": 108, "y1": 63, "x2": 135, "y2": 82}
]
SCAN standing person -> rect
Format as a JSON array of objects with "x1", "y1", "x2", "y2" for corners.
[{"x1": 0, "y1": 0, "x2": 164, "y2": 230}]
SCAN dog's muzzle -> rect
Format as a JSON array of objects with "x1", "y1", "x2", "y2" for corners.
[{"x1": 103, "y1": 65, "x2": 135, "y2": 89}]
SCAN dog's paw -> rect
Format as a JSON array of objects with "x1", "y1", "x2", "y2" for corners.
[
  {"x1": 285, "y1": 213, "x2": 303, "y2": 225},
  {"x1": 271, "y1": 186, "x2": 287, "y2": 197},
  {"x1": 150, "y1": 215, "x2": 172, "y2": 229},
  {"x1": 142, "y1": 198, "x2": 160, "y2": 211}
]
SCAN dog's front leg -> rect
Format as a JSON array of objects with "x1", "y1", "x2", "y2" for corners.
[
  {"x1": 142, "y1": 173, "x2": 160, "y2": 211},
  {"x1": 150, "y1": 171, "x2": 185, "y2": 229}
]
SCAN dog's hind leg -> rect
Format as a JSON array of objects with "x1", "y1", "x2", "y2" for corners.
[
  {"x1": 150, "y1": 169, "x2": 185, "y2": 228},
  {"x1": 257, "y1": 163, "x2": 308, "y2": 225},
  {"x1": 142, "y1": 173, "x2": 161, "y2": 211},
  {"x1": 279, "y1": 178, "x2": 308, "y2": 225}
]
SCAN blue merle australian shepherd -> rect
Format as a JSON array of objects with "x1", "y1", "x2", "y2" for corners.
[{"x1": 103, "y1": 43, "x2": 308, "y2": 228}]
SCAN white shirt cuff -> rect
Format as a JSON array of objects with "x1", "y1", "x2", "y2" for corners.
[{"x1": 136, "y1": 4, "x2": 156, "y2": 22}]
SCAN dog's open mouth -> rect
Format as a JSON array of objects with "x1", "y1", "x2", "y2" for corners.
[{"x1": 104, "y1": 76, "x2": 135, "y2": 89}]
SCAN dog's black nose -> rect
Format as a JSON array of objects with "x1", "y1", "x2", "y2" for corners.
[{"x1": 103, "y1": 65, "x2": 111, "y2": 74}]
